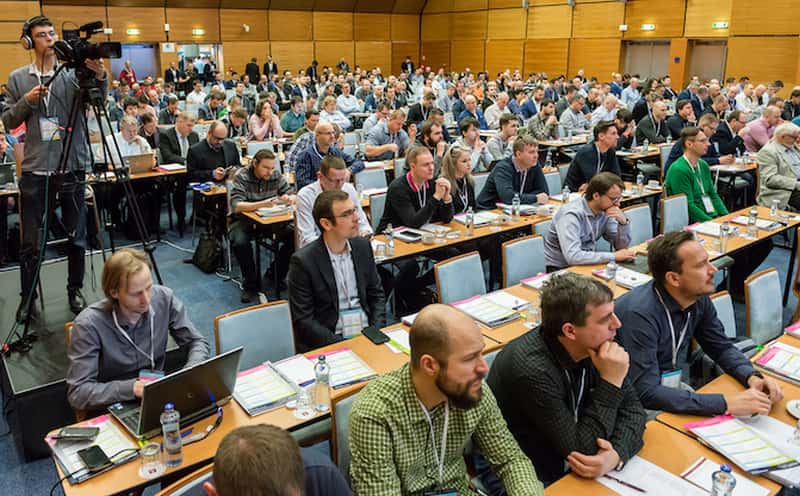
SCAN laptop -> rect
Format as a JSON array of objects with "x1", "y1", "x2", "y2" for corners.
[
  {"x1": 0, "y1": 162, "x2": 15, "y2": 187},
  {"x1": 124, "y1": 153, "x2": 156, "y2": 174},
  {"x1": 108, "y1": 347, "x2": 243, "y2": 439}
]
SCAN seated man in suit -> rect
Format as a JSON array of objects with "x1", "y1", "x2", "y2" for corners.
[
  {"x1": 477, "y1": 135, "x2": 548, "y2": 210},
  {"x1": 544, "y1": 172, "x2": 634, "y2": 271},
  {"x1": 198, "y1": 91, "x2": 226, "y2": 121},
  {"x1": 666, "y1": 99, "x2": 697, "y2": 140},
  {"x1": 488, "y1": 272, "x2": 645, "y2": 486},
  {"x1": 159, "y1": 112, "x2": 199, "y2": 232},
  {"x1": 186, "y1": 120, "x2": 241, "y2": 183},
  {"x1": 634, "y1": 100, "x2": 670, "y2": 144},
  {"x1": 564, "y1": 120, "x2": 621, "y2": 192},
  {"x1": 756, "y1": 122, "x2": 800, "y2": 211},
  {"x1": 288, "y1": 189, "x2": 385, "y2": 350},
  {"x1": 229, "y1": 149, "x2": 294, "y2": 303},
  {"x1": 66, "y1": 248, "x2": 209, "y2": 413},
  {"x1": 296, "y1": 155, "x2": 371, "y2": 248},
  {"x1": 615, "y1": 231, "x2": 782, "y2": 416},
  {"x1": 158, "y1": 96, "x2": 179, "y2": 125},
  {"x1": 713, "y1": 110, "x2": 748, "y2": 157}
]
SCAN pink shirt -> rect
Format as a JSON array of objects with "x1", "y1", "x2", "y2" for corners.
[
  {"x1": 744, "y1": 117, "x2": 774, "y2": 152},
  {"x1": 248, "y1": 114, "x2": 284, "y2": 140}
]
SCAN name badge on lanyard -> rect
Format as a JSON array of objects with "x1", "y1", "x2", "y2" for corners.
[
  {"x1": 112, "y1": 308, "x2": 156, "y2": 370},
  {"x1": 655, "y1": 289, "x2": 691, "y2": 389},
  {"x1": 691, "y1": 163, "x2": 714, "y2": 213},
  {"x1": 39, "y1": 117, "x2": 61, "y2": 142},
  {"x1": 339, "y1": 308, "x2": 368, "y2": 338}
]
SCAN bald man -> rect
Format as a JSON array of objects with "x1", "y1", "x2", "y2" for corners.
[
  {"x1": 349, "y1": 304, "x2": 544, "y2": 495},
  {"x1": 457, "y1": 94, "x2": 489, "y2": 130},
  {"x1": 293, "y1": 121, "x2": 364, "y2": 190}
]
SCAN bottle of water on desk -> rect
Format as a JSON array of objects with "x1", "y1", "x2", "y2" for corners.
[
  {"x1": 384, "y1": 223, "x2": 394, "y2": 256},
  {"x1": 635, "y1": 171, "x2": 645, "y2": 194},
  {"x1": 314, "y1": 355, "x2": 330, "y2": 413},
  {"x1": 771, "y1": 199, "x2": 780, "y2": 218},
  {"x1": 544, "y1": 150, "x2": 553, "y2": 170},
  {"x1": 160, "y1": 403, "x2": 182, "y2": 467},
  {"x1": 606, "y1": 261, "x2": 618, "y2": 292},
  {"x1": 465, "y1": 207, "x2": 475, "y2": 237},
  {"x1": 511, "y1": 193, "x2": 521, "y2": 220},
  {"x1": 642, "y1": 138, "x2": 649, "y2": 152},
  {"x1": 561, "y1": 185, "x2": 570, "y2": 204},
  {"x1": 710, "y1": 464, "x2": 736, "y2": 496},
  {"x1": 747, "y1": 206, "x2": 759, "y2": 238},
  {"x1": 719, "y1": 220, "x2": 731, "y2": 252},
  {"x1": 666, "y1": 133, "x2": 672, "y2": 145}
]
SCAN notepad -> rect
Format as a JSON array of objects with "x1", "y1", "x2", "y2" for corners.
[
  {"x1": 306, "y1": 348, "x2": 377, "y2": 389},
  {"x1": 740, "y1": 415, "x2": 800, "y2": 487},
  {"x1": 520, "y1": 269, "x2": 567, "y2": 291},
  {"x1": 450, "y1": 295, "x2": 520, "y2": 328},
  {"x1": 233, "y1": 362, "x2": 299, "y2": 416},
  {"x1": 274, "y1": 355, "x2": 317, "y2": 388},
  {"x1": 755, "y1": 341, "x2": 800, "y2": 385},
  {"x1": 785, "y1": 320, "x2": 800, "y2": 340},
  {"x1": 483, "y1": 290, "x2": 529, "y2": 310},
  {"x1": 401, "y1": 313, "x2": 418, "y2": 326},
  {"x1": 681, "y1": 457, "x2": 769, "y2": 496},
  {"x1": 592, "y1": 266, "x2": 653, "y2": 289},
  {"x1": 385, "y1": 329, "x2": 411, "y2": 354},
  {"x1": 549, "y1": 192, "x2": 582, "y2": 203},
  {"x1": 46, "y1": 415, "x2": 139, "y2": 484},
  {"x1": 157, "y1": 163, "x2": 186, "y2": 172},
  {"x1": 684, "y1": 415, "x2": 798, "y2": 474},
  {"x1": 257, "y1": 205, "x2": 290, "y2": 217},
  {"x1": 730, "y1": 215, "x2": 781, "y2": 231},
  {"x1": 688, "y1": 221, "x2": 723, "y2": 237},
  {"x1": 597, "y1": 456, "x2": 706, "y2": 496}
]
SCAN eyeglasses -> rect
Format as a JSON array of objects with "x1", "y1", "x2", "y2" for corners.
[
  {"x1": 34, "y1": 31, "x2": 57, "y2": 39},
  {"x1": 209, "y1": 134, "x2": 227, "y2": 142},
  {"x1": 329, "y1": 208, "x2": 357, "y2": 219}
]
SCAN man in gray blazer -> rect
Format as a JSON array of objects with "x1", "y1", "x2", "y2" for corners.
[{"x1": 756, "y1": 122, "x2": 800, "y2": 211}]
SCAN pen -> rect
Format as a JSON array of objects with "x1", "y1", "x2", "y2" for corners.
[{"x1": 603, "y1": 474, "x2": 646, "y2": 493}]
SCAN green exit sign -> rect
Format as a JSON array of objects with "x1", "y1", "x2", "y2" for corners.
[{"x1": 712, "y1": 21, "x2": 729, "y2": 29}]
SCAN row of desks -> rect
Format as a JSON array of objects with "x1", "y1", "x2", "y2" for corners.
[{"x1": 50, "y1": 203, "x2": 800, "y2": 495}]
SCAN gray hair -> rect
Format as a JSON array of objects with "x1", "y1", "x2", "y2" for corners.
[{"x1": 774, "y1": 122, "x2": 800, "y2": 139}]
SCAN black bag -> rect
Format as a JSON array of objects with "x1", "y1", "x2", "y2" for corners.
[{"x1": 192, "y1": 232, "x2": 221, "y2": 273}]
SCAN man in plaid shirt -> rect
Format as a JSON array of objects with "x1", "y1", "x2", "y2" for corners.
[{"x1": 348, "y1": 304, "x2": 543, "y2": 495}]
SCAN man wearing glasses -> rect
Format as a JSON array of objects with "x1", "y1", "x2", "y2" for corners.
[
  {"x1": 186, "y1": 120, "x2": 241, "y2": 183},
  {"x1": 2, "y1": 16, "x2": 106, "y2": 321},
  {"x1": 287, "y1": 189, "x2": 385, "y2": 350},
  {"x1": 295, "y1": 155, "x2": 371, "y2": 249},
  {"x1": 544, "y1": 172, "x2": 635, "y2": 271}
]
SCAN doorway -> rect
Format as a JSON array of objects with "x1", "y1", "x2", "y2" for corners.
[
  {"x1": 110, "y1": 44, "x2": 158, "y2": 81},
  {"x1": 688, "y1": 40, "x2": 727, "y2": 83},
  {"x1": 623, "y1": 41, "x2": 670, "y2": 79}
]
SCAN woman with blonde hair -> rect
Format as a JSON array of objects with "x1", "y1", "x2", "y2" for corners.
[{"x1": 439, "y1": 143, "x2": 475, "y2": 214}]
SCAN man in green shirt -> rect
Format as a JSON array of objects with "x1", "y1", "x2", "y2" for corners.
[
  {"x1": 664, "y1": 126, "x2": 771, "y2": 297},
  {"x1": 280, "y1": 96, "x2": 306, "y2": 134},
  {"x1": 349, "y1": 304, "x2": 544, "y2": 496}
]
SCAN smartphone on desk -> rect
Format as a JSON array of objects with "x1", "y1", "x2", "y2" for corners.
[
  {"x1": 53, "y1": 426, "x2": 100, "y2": 441},
  {"x1": 77, "y1": 445, "x2": 112, "y2": 472},
  {"x1": 362, "y1": 326, "x2": 390, "y2": 345}
]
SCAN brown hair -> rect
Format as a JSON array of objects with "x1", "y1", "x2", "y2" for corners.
[
  {"x1": 101, "y1": 248, "x2": 150, "y2": 309},
  {"x1": 212, "y1": 425, "x2": 304, "y2": 496},
  {"x1": 312, "y1": 189, "x2": 349, "y2": 231},
  {"x1": 541, "y1": 273, "x2": 613, "y2": 339},
  {"x1": 648, "y1": 230, "x2": 696, "y2": 285},
  {"x1": 584, "y1": 171, "x2": 624, "y2": 201}
]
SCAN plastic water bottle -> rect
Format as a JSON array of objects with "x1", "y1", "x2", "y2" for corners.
[
  {"x1": 642, "y1": 138, "x2": 649, "y2": 152},
  {"x1": 636, "y1": 171, "x2": 645, "y2": 194},
  {"x1": 606, "y1": 261, "x2": 618, "y2": 292},
  {"x1": 384, "y1": 222, "x2": 395, "y2": 257},
  {"x1": 710, "y1": 464, "x2": 736, "y2": 496},
  {"x1": 747, "y1": 206, "x2": 759, "y2": 238},
  {"x1": 666, "y1": 133, "x2": 672, "y2": 144},
  {"x1": 465, "y1": 207, "x2": 475, "y2": 237},
  {"x1": 313, "y1": 356, "x2": 331, "y2": 412},
  {"x1": 771, "y1": 199, "x2": 780, "y2": 217},
  {"x1": 511, "y1": 193, "x2": 521, "y2": 220},
  {"x1": 743, "y1": 150, "x2": 751, "y2": 164},
  {"x1": 561, "y1": 185, "x2": 570, "y2": 204},
  {"x1": 544, "y1": 150, "x2": 553, "y2": 169},
  {"x1": 567, "y1": 127, "x2": 573, "y2": 142},
  {"x1": 719, "y1": 220, "x2": 731, "y2": 252},
  {"x1": 160, "y1": 403, "x2": 183, "y2": 467}
]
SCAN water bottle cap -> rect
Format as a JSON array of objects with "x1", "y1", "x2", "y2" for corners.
[
  {"x1": 720, "y1": 464, "x2": 732, "y2": 473},
  {"x1": 318, "y1": 355, "x2": 326, "y2": 362},
  {"x1": 164, "y1": 403, "x2": 174, "y2": 411}
]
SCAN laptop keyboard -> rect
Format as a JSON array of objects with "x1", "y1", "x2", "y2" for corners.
[{"x1": 118, "y1": 409, "x2": 141, "y2": 434}]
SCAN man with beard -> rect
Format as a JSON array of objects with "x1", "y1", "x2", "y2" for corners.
[
  {"x1": 488, "y1": 273, "x2": 645, "y2": 486},
  {"x1": 348, "y1": 304, "x2": 544, "y2": 495}
]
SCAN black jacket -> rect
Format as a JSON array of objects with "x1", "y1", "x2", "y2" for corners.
[
  {"x1": 158, "y1": 127, "x2": 199, "y2": 166},
  {"x1": 564, "y1": 143, "x2": 621, "y2": 192},
  {"x1": 245, "y1": 62, "x2": 259, "y2": 84},
  {"x1": 263, "y1": 61, "x2": 278, "y2": 76},
  {"x1": 186, "y1": 139, "x2": 241, "y2": 182},
  {"x1": 164, "y1": 67, "x2": 178, "y2": 84},
  {"x1": 712, "y1": 120, "x2": 746, "y2": 156},
  {"x1": 476, "y1": 158, "x2": 548, "y2": 210},
  {"x1": 287, "y1": 237, "x2": 386, "y2": 351},
  {"x1": 377, "y1": 173, "x2": 454, "y2": 232},
  {"x1": 666, "y1": 114, "x2": 694, "y2": 140}
]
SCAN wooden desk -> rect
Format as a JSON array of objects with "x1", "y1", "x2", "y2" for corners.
[
  {"x1": 540, "y1": 135, "x2": 589, "y2": 148},
  {"x1": 618, "y1": 146, "x2": 662, "y2": 162},
  {"x1": 546, "y1": 421, "x2": 780, "y2": 495}
]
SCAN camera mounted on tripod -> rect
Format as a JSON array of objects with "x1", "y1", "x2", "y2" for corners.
[{"x1": 52, "y1": 21, "x2": 121, "y2": 84}]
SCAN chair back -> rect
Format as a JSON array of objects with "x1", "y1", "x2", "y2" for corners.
[
  {"x1": 558, "y1": 163, "x2": 570, "y2": 186},
  {"x1": 434, "y1": 252, "x2": 486, "y2": 304},
  {"x1": 155, "y1": 464, "x2": 213, "y2": 496},
  {"x1": 247, "y1": 141, "x2": 274, "y2": 156},
  {"x1": 393, "y1": 158, "x2": 406, "y2": 178},
  {"x1": 710, "y1": 291, "x2": 737, "y2": 339},
  {"x1": 502, "y1": 235, "x2": 545, "y2": 287},
  {"x1": 623, "y1": 203, "x2": 653, "y2": 246},
  {"x1": 343, "y1": 144, "x2": 357, "y2": 157},
  {"x1": 214, "y1": 301, "x2": 296, "y2": 370},
  {"x1": 473, "y1": 173, "x2": 489, "y2": 199},
  {"x1": 544, "y1": 171, "x2": 561, "y2": 195},
  {"x1": 484, "y1": 349, "x2": 500, "y2": 369},
  {"x1": 533, "y1": 218, "x2": 552, "y2": 236},
  {"x1": 344, "y1": 132, "x2": 360, "y2": 145},
  {"x1": 368, "y1": 193, "x2": 386, "y2": 232},
  {"x1": 660, "y1": 194, "x2": 688, "y2": 233},
  {"x1": 355, "y1": 168, "x2": 387, "y2": 190},
  {"x1": 331, "y1": 390, "x2": 360, "y2": 482},
  {"x1": 745, "y1": 268, "x2": 783, "y2": 345}
]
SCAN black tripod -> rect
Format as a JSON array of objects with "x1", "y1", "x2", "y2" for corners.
[{"x1": 2, "y1": 68, "x2": 162, "y2": 354}]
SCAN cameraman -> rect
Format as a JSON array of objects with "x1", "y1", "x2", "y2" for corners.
[{"x1": 2, "y1": 16, "x2": 107, "y2": 324}]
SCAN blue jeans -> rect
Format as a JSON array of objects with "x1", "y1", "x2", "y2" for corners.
[{"x1": 19, "y1": 172, "x2": 86, "y2": 300}]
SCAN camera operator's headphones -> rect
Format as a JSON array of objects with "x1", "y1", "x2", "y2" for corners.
[{"x1": 20, "y1": 15, "x2": 51, "y2": 50}]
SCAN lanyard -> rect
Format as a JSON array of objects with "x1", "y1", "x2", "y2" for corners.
[
  {"x1": 331, "y1": 247, "x2": 357, "y2": 308},
  {"x1": 518, "y1": 169, "x2": 528, "y2": 196},
  {"x1": 457, "y1": 178, "x2": 469, "y2": 213},
  {"x1": 564, "y1": 368, "x2": 586, "y2": 422},
  {"x1": 595, "y1": 145, "x2": 604, "y2": 174},
  {"x1": 655, "y1": 289, "x2": 691, "y2": 369},
  {"x1": 112, "y1": 307, "x2": 155, "y2": 370},
  {"x1": 686, "y1": 160, "x2": 706, "y2": 196},
  {"x1": 417, "y1": 399, "x2": 449, "y2": 487}
]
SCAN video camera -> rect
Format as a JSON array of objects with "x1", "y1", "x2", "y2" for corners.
[{"x1": 53, "y1": 21, "x2": 121, "y2": 81}]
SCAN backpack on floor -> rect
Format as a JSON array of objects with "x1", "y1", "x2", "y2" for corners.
[{"x1": 192, "y1": 231, "x2": 221, "y2": 273}]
